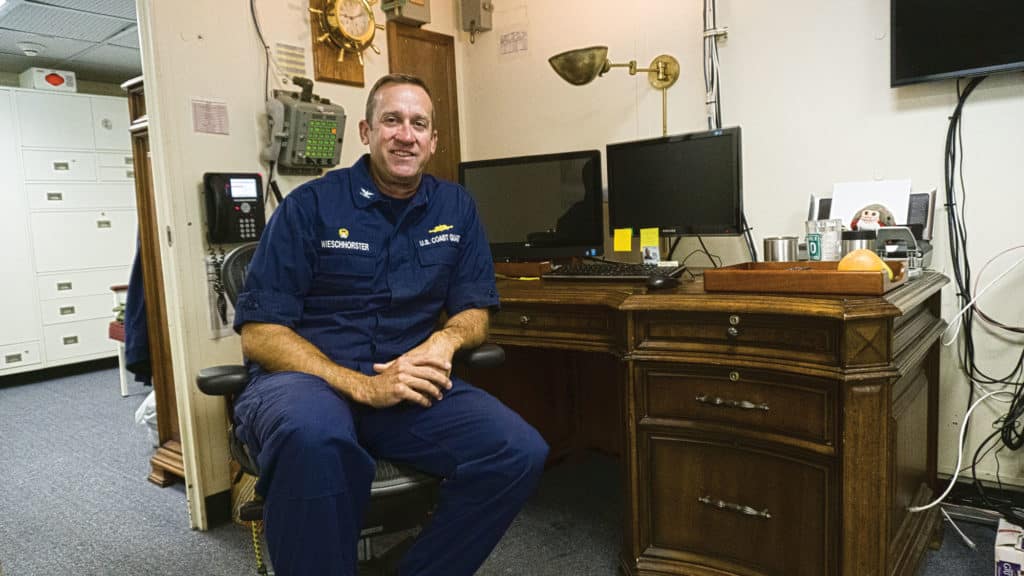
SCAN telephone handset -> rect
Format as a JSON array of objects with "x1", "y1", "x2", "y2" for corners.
[{"x1": 203, "y1": 172, "x2": 266, "y2": 244}]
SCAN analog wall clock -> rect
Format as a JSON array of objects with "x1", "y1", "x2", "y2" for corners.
[{"x1": 310, "y1": 0, "x2": 384, "y2": 66}]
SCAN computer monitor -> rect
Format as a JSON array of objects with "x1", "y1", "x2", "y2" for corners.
[
  {"x1": 459, "y1": 150, "x2": 604, "y2": 261},
  {"x1": 606, "y1": 127, "x2": 743, "y2": 236}
]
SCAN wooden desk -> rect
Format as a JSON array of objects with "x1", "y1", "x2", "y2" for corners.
[{"x1": 471, "y1": 272, "x2": 947, "y2": 576}]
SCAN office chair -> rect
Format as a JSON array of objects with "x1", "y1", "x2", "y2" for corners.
[{"x1": 196, "y1": 242, "x2": 505, "y2": 575}]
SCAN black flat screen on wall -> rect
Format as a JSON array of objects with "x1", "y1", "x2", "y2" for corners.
[{"x1": 891, "y1": 0, "x2": 1024, "y2": 86}]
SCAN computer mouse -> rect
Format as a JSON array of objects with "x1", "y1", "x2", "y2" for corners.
[{"x1": 646, "y1": 275, "x2": 679, "y2": 290}]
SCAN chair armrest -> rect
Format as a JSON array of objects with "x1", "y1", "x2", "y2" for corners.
[
  {"x1": 196, "y1": 365, "x2": 250, "y2": 396},
  {"x1": 456, "y1": 343, "x2": 505, "y2": 369}
]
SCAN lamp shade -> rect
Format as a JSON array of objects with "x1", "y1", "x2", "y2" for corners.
[{"x1": 548, "y1": 46, "x2": 610, "y2": 86}]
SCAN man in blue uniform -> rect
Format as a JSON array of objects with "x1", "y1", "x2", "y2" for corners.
[{"x1": 231, "y1": 74, "x2": 548, "y2": 575}]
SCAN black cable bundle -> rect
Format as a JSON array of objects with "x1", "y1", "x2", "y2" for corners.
[{"x1": 945, "y1": 76, "x2": 1024, "y2": 521}]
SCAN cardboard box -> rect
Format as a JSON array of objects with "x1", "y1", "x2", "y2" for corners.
[
  {"x1": 19, "y1": 68, "x2": 77, "y2": 92},
  {"x1": 996, "y1": 518, "x2": 1024, "y2": 576}
]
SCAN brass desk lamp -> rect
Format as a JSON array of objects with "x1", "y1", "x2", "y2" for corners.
[{"x1": 549, "y1": 46, "x2": 680, "y2": 136}]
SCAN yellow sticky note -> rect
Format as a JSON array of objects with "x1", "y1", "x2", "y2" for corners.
[
  {"x1": 613, "y1": 228, "x2": 632, "y2": 252},
  {"x1": 640, "y1": 227, "x2": 659, "y2": 248}
]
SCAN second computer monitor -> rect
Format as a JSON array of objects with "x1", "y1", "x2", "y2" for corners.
[{"x1": 606, "y1": 126, "x2": 743, "y2": 236}]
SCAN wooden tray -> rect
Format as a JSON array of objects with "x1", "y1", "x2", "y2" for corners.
[{"x1": 703, "y1": 261, "x2": 907, "y2": 295}]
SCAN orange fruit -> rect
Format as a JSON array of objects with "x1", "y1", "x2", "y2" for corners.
[{"x1": 838, "y1": 249, "x2": 894, "y2": 280}]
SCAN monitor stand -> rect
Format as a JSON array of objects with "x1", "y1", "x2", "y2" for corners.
[{"x1": 494, "y1": 260, "x2": 554, "y2": 278}]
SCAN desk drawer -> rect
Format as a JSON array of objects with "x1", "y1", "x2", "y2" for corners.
[
  {"x1": 637, "y1": 364, "x2": 835, "y2": 447},
  {"x1": 1, "y1": 341, "x2": 41, "y2": 371},
  {"x1": 43, "y1": 317, "x2": 117, "y2": 361},
  {"x1": 40, "y1": 294, "x2": 115, "y2": 325},
  {"x1": 641, "y1": 435, "x2": 833, "y2": 576},
  {"x1": 635, "y1": 311, "x2": 839, "y2": 365},
  {"x1": 491, "y1": 305, "x2": 615, "y2": 347}
]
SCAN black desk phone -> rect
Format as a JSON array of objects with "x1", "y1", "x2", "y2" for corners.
[{"x1": 203, "y1": 172, "x2": 266, "y2": 244}]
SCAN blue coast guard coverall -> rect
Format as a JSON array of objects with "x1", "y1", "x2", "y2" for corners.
[{"x1": 232, "y1": 155, "x2": 548, "y2": 575}]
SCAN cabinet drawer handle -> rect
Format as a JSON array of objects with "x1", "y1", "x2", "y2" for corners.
[
  {"x1": 698, "y1": 495, "x2": 772, "y2": 520},
  {"x1": 63, "y1": 336, "x2": 79, "y2": 346},
  {"x1": 126, "y1": 170, "x2": 135, "y2": 178},
  {"x1": 59, "y1": 305, "x2": 76, "y2": 316},
  {"x1": 726, "y1": 326, "x2": 741, "y2": 338},
  {"x1": 695, "y1": 394, "x2": 769, "y2": 412},
  {"x1": 5, "y1": 353, "x2": 23, "y2": 364},
  {"x1": 53, "y1": 161, "x2": 70, "y2": 171},
  {"x1": 519, "y1": 315, "x2": 530, "y2": 326},
  {"x1": 97, "y1": 220, "x2": 112, "y2": 229},
  {"x1": 56, "y1": 281, "x2": 73, "y2": 291},
  {"x1": 47, "y1": 192, "x2": 64, "y2": 202},
  {"x1": 124, "y1": 156, "x2": 133, "y2": 165}
]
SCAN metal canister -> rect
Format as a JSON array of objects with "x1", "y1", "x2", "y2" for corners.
[
  {"x1": 841, "y1": 230, "x2": 877, "y2": 256},
  {"x1": 763, "y1": 236, "x2": 798, "y2": 262}
]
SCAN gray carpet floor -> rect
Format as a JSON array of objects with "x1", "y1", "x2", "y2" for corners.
[{"x1": 0, "y1": 364, "x2": 996, "y2": 575}]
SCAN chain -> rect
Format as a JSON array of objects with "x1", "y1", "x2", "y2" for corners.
[{"x1": 250, "y1": 519, "x2": 268, "y2": 575}]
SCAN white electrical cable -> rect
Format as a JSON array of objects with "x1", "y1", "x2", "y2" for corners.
[
  {"x1": 940, "y1": 507, "x2": 977, "y2": 550},
  {"x1": 942, "y1": 251, "x2": 1024, "y2": 346},
  {"x1": 908, "y1": 389, "x2": 1014, "y2": 512}
]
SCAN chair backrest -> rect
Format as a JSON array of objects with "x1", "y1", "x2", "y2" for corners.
[{"x1": 222, "y1": 243, "x2": 258, "y2": 307}]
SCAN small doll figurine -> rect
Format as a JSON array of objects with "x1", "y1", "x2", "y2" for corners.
[{"x1": 850, "y1": 203, "x2": 895, "y2": 231}]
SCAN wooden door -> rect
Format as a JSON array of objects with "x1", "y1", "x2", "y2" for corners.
[{"x1": 387, "y1": 22, "x2": 461, "y2": 182}]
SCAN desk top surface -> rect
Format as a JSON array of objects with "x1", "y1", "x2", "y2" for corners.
[{"x1": 495, "y1": 271, "x2": 947, "y2": 320}]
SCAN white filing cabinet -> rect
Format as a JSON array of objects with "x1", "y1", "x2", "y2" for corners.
[
  {"x1": 0, "y1": 89, "x2": 42, "y2": 372},
  {"x1": 0, "y1": 87, "x2": 136, "y2": 376}
]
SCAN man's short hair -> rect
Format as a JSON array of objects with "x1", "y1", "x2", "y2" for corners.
[{"x1": 364, "y1": 73, "x2": 434, "y2": 125}]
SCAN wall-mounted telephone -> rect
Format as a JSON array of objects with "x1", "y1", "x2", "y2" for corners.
[
  {"x1": 203, "y1": 172, "x2": 266, "y2": 244},
  {"x1": 262, "y1": 77, "x2": 346, "y2": 176}
]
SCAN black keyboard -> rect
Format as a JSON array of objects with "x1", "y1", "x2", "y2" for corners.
[{"x1": 542, "y1": 262, "x2": 685, "y2": 281}]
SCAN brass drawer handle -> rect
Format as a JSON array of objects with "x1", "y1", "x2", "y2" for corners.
[
  {"x1": 695, "y1": 394, "x2": 769, "y2": 412},
  {"x1": 698, "y1": 495, "x2": 772, "y2": 519},
  {"x1": 726, "y1": 326, "x2": 741, "y2": 338},
  {"x1": 519, "y1": 315, "x2": 530, "y2": 326}
]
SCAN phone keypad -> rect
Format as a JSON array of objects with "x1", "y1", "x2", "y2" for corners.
[{"x1": 238, "y1": 216, "x2": 259, "y2": 240}]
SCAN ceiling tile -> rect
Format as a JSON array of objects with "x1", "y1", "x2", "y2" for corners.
[
  {"x1": 30, "y1": 0, "x2": 136, "y2": 21},
  {"x1": 0, "y1": 29, "x2": 96, "y2": 62},
  {"x1": 0, "y1": 2, "x2": 130, "y2": 43},
  {"x1": 108, "y1": 26, "x2": 139, "y2": 49},
  {"x1": 67, "y1": 43, "x2": 141, "y2": 78},
  {"x1": 0, "y1": 52, "x2": 65, "y2": 76}
]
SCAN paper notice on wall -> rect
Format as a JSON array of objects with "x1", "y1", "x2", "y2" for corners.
[
  {"x1": 499, "y1": 29, "x2": 528, "y2": 56},
  {"x1": 191, "y1": 98, "x2": 230, "y2": 135},
  {"x1": 497, "y1": 5, "x2": 529, "y2": 59}
]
